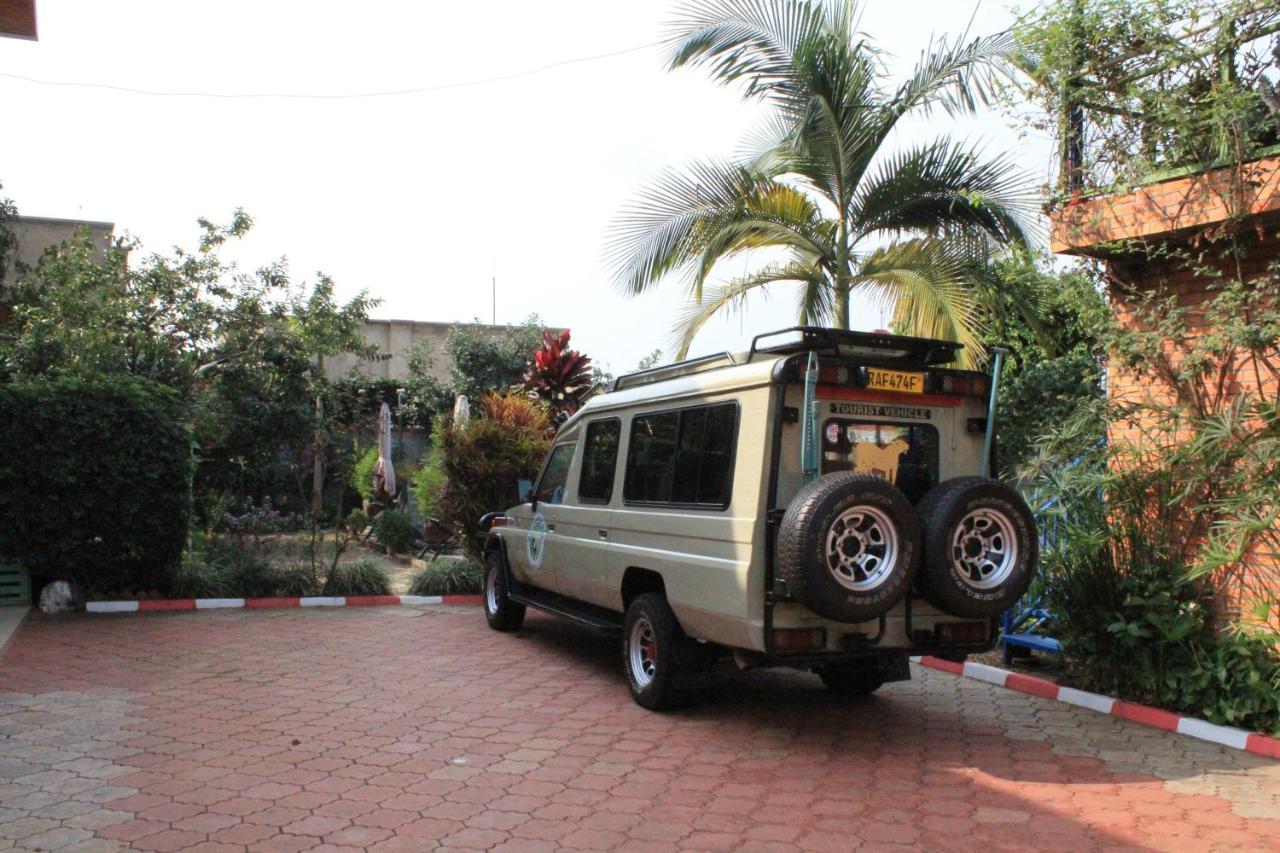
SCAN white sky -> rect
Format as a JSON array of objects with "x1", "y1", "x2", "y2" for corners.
[{"x1": 0, "y1": 0, "x2": 1055, "y2": 376}]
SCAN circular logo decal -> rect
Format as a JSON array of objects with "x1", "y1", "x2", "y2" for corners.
[
  {"x1": 825, "y1": 422, "x2": 841, "y2": 445},
  {"x1": 526, "y1": 513, "x2": 548, "y2": 569}
]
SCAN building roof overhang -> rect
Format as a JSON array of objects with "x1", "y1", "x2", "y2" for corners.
[{"x1": 1049, "y1": 153, "x2": 1280, "y2": 258}]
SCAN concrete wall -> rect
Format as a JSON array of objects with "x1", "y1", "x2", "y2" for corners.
[
  {"x1": 3, "y1": 215, "x2": 115, "y2": 284},
  {"x1": 324, "y1": 319, "x2": 562, "y2": 384}
]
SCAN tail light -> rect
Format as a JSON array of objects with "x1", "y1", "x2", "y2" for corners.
[
  {"x1": 928, "y1": 372, "x2": 990, "y2": 399},
  {"x1": 817, "y1": 365, "x2": 857, "y2": 385},
  {"x1": 772, "y1": 627, "x2": 827, "y2": 652}
]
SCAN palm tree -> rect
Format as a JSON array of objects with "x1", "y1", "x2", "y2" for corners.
[{"x1": 607, "y1": 0, "x2": 1036, "y2": 362}]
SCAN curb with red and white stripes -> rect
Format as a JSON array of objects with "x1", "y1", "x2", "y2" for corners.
[
  {"x1": 85, "y1": 594, "x2": 483, "y2": 613},
  {"x1": 912, "y1": 655, "x2": 1280, "y2": 761}
]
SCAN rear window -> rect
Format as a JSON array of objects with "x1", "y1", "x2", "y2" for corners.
[
  {"x1": 624, "y1": 403, "x2": 737, "y2": 507},
  {"x1": 821, "y1": 420, "x2": 939, "y2": 503}
]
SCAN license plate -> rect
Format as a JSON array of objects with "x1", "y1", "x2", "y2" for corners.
[{"x1": 866, "y1": 368, "x2": 924, "y2": 394}]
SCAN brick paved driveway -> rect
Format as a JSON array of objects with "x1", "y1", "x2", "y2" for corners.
[{"x1": 1, "y1": 607, "x2": 1277, "y2": 852}]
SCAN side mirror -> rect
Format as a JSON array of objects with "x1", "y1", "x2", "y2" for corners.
[{"x1": 517, "y1": 479, "x2": 534, "y2": 504}]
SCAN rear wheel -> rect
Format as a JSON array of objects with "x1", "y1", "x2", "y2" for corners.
[
  {"x1": 483, "y1": 551, "x2": 525, "y2": 631},
  {"x1": 623, "y1": 594, "x2": 687, "y2": 710},
  {"x1": 917, "y1": 478, "x2": 1037, "y2": 618},
  {"x1": 815, "y1": 662, "x2": 885, "y2": 698},
  {"x1": 776, "y1": 473, "x2": 920, "y2": 623}
]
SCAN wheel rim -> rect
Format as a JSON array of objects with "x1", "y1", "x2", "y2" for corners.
[
  {"x1": 485, "y1": 565, "x2": 499, "y2": 614},
  {"x1": 628, "y1": 616, "x2": 657, "y2": 687},
  {"x1": 950, "y1": 508, "x2": 1019, "y2": 590},
  {"x1": 825, "y1": 505, "x2": 900, "y2": 592}
]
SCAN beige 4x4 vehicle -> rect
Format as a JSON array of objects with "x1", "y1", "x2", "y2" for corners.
[{"x1": 481, "y1": 327, "x2": 1037, "y2": 709}]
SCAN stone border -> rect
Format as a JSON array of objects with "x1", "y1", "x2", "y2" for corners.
[
  {"x1": 85, "y1": 594, "x2": 483, "y2": 613},
  {"x1": 913, "y1": 655, "x2": 1280, "y2": 761}
]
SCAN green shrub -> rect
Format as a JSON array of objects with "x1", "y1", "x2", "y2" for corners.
[
  {"x1": 438, "y1": 392, "x2": 551, "y2": 559},
  {"x1": 1036, "y1": 446, "x2": 1280, "y2": 735},
  {"x1": 353, "y1": 445, "x2": 378, "y2": 502},
  {"x1": 0, "y1": 377, "x2": 192, "y2": 593},
  {"x1": 172, "y1": 557, "x2": 230, "y2": 599},
  {"x1": 372, "y1": 508, "x2": 416, "y2": 554},
  {"x1": 323, "y1": 559, "x2": 391, "y2": 596},
  {"x1": 408, "y1": 559, "x2": 484, "y2": 596},
  {"x1": 345, "y1": 508, "x2": 370, "y2": 534},
  {"x1": 275, "y1": 564, "x2": 322, "y2": 597},
  {"x1": 412, "y1": 448, "x2": 446, "y2": 519},
  {"x1": 171, "y1": 552, "x2": 321, "y2": 599}
]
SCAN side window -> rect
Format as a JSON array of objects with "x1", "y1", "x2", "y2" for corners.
[
  {"x1": 533, "y1": 443, "x2": 576, "y2": 505},
  {"x1": 623, "y1": 412, "x2": 679, "y2": 503},
  {"x1": 578, "y1": 418, "x2": 621, "y2": 503},
  {"x1": 624, "y1": 403, "x2": 737, "y2": 507}
]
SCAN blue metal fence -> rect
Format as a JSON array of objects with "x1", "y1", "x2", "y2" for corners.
[{"x1": 999, "y1": 493, "x2": 1070, "y2": 663}]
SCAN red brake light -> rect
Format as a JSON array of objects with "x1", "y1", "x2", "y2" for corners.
[{"x1": 817, "y1": 365, "x2": 852, "y2": 385}]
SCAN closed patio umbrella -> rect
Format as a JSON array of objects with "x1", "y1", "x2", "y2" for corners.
[
  {"x1": 373, "y1": 402, "x2": 396, "y2": 501},
  {"x1": 452, "y1": 394, "x2": 470, "y2": 425}
]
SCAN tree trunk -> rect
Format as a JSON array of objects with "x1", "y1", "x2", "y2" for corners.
[
  {"x1": 311, "y1": 355, "x2": 324, "y2": 518},
  {"x1": 833, "y1": 282, "x2": 851, "y2": 329},
  {"x1": 311, "y1": 394, "x2": 324, "y2": 517}
]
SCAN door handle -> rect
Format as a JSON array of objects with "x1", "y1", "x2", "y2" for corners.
[
  {"x1": 547, "y1": 523, "x2": 556, "y2": 532},
  {"x1": 597, "y1": 529, "x2": 609, "y2": 539}
]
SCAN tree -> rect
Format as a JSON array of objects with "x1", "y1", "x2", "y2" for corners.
[
  {"x1": 971, "y1": 251, "x2": 1107, "y2": 476},
  {"x1": 1011, "y1": 0, "x2": 1280, "y2": 192},
  {"x1": 405, "y1": 316, "x2": 543, "y2": 409},
  {"x1": 287, "y1": 274, "x2": 381, "y2": 515},
  {"x1": 634, "y1": 349, "x2": 664, "y2": 372},
  {"x1": 608, "y1": 0, "x2": 1035, "y2": 360},
  {"x1": 0, "y1": 210, "x2": 380, "y2": 518},
  {"x1": 0, "y1": 183, "x2": 16, "y2": 289}
]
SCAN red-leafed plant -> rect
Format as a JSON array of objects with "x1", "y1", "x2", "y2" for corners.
[{"x1": 520, "y1": 330, "x2": 594, "y2": 425}]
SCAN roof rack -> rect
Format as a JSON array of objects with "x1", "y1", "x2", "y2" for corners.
[
  {"x1": 746, "y1": 326, "x2": 962, "y2": 366},
  {"x1": 610, "y1": 351, "x2": 737, "y2": 392}
]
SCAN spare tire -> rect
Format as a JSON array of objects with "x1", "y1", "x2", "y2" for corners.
[
  {"x1": 917, "y1": 477, "x2": 1037, "y2": 618},
  {"x1": 776, "y1": 473, "x2": 920, "y2": 623}
]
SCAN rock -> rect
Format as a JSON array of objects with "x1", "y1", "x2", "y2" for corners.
[{"x1": 39, "y1": 580, "x2": 84, "y2": 614}]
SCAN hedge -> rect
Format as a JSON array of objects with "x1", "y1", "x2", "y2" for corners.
[{"x1": 0, "y1": 377, "x2": 193, "y2": 594}]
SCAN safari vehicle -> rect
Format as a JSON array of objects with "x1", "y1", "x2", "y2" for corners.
[{"x1": 480, "y1": 327, "x2": 1037, "y2": 709}]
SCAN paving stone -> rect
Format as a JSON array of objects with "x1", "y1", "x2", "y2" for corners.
[
  {"x1": 1, "y1": 607, "x2": 1278, "y2": 850},
  {"x1": 14, "y1": 827, "x2": 94, "y2": 850}
]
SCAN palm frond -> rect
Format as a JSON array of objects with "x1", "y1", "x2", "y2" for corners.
[
  {"x1": 605, "y1": 160, "x2": 759, "y2": 296},
  {"x1": 663, "y1": 0, "x2": 839, "y2": 99},
  {"x1": 850, "y1": 138, "x2": 1037, "y2": 246},
  {"x1": 672, "y1": 260, "x2": 824, "y2": 357},
  {"x1": 887, "y1": 30, "x2": 1018, "y2": 122},
  {"x1": 689, "y1": 181, "x2": 829, "y2": 298},
  {"x1": 855, "y1": 239, "x2": 984, "y2": 366},
  {"x1": 607, "y1": 162, "x2": 835, "y2": 299}
]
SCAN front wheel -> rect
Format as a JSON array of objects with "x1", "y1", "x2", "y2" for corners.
[
  {"x1": 483, "y1": 551, "x2": 525, "y2": 631},
  {"x1": 622, "y1": 594, "x2": 687, "y2": 711}
]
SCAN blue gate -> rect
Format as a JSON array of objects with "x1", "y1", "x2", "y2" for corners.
[{"x1": 999, "y1": 495, "x2": 1065, "y2": 664}]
